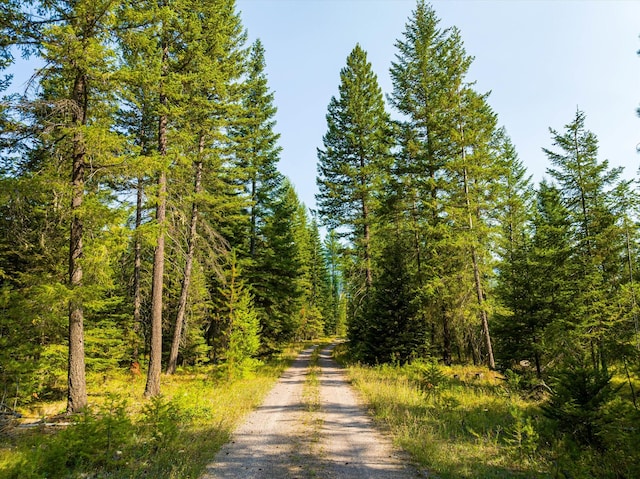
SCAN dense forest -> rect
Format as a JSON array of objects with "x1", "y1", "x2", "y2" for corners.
[
  {"x1": 1, "y1": 0, "x2": 640, "y2": 475},
  {"x1": 0, "y1": 0, "x2": 341, "y2": 411}
]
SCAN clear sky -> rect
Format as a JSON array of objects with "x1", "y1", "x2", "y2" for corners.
[{"x1": 237, "y1": 0, "x2": 640, "y2": 210}]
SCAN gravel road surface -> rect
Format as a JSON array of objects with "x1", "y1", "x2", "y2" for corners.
[{"x1": 201, "y1": 344, "x2": 421, "y2": 479}]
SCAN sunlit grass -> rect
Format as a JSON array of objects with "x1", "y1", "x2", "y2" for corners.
[
  {"x1": 334, "y1": 344, "x2": 551, "y2": 479},
  {"x1": 0, "y1": 344, "x2": 301, "y2": 479}
]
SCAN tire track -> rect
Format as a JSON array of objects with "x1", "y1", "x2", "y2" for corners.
[{"x1": 202, "y1": 344, "x2": 422, "y2": 479}]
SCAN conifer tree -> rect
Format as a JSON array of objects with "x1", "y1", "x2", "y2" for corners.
[
  {"x1": 530, "y1": 182, "x2": 576, "y2": 371},
  {"x1": 323, "y1": 230, "x2": 344, "y2": 335},
  {"x1": 364, "y1": 230, "x2": 427, "y2": 364},
  {"x1": 388, "y1": 1, "x2": 462, "y2": 364},
  {"x1": 233, "y1": 39, "x2": 282, "y2": 259},
  {"x1": 217, "y1": 250, "x2": 260, "y2": 379},
  {"x1": 13, "y1": 0, "x2": 124, "y2": 413},
  {"x1": 445, "y1": 86, "x2": 500, "y2": 368},
  {"x1": 251, "y1": 180, "x2": 304, "y2": 349},
  {"x1": 307, "y1": 217, "x2": 332, "y2": 333},
  {"x1": 166, "y1": 0, "x2": 246, "y2": 375},
  {"x1": 492, "y1": 128, "x2": 536, "y2": 370},
  {"x1": 316, "y1": 44, "x2": 392, "y2": 291},
  {"x1": 544, "y1": 110, "x2": 625, "y2": 372},
  {"x1": 389, "y1": 1, "x2": 500, "y2": 366}
]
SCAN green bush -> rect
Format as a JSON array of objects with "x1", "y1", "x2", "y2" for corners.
[
  {"x1": 6, "y1": 397, "x2": 133, "y2": 479},
  {"x1": 542, "y1": 354, "x2": 615, "y2": 449}
]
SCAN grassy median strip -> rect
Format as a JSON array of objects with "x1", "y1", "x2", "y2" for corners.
[
  {"x1": 295, "y1": 342, "x2": 330, "y2": 478},
  {"x1": 303, "y1": 345, "x2": 322, "y2": 413}
]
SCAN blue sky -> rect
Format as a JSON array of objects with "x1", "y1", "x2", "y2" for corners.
[
  {"x1": 7, "y1": 1, "x2": 638, "y2": 210},
  {"x1": 237, "y1": 0, "x2": 640, "y2": 209}
]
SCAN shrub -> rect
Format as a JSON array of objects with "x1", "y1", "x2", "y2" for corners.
[{"x1": 542, "y1": 354, "x2": 615, "y2": 449}]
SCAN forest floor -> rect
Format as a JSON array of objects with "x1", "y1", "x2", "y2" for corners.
[{"x1": 201, "y1": 343, "x2": 425, "y2": 479}]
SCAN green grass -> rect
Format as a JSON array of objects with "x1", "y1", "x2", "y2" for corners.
[
  {"x1": 333, "y1": 345, "x2": 552, "y2": 478},
  {"x1": 0, "y1": 344, "x2": 301, "y2": 479},
  {"x1": 334, "y1": 344, "x2": 640, "y2": 479}
]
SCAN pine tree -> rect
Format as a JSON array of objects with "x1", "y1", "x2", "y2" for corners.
[
  {"x1": 233, "y1": 39, "x2": 282, "y2": 259},
  {"x1": 492, "y1": 128, "x2": 536, "y2": 371},
  {"x1": 544, "y1": 109, "x2": 625, "y2": 372},
  {"x1": 17, "y1": 0, "x2": 124, "y2": 413},
  {"x1": 388, "y1": 1, "x2": 463, "y2": 365},
  {"x1": 307, "y1": 217, "x2": 332, "y2": 335},
  {"x1": 323, "y1": 230, "x2": 344, "y2": 335},
  {"x1": 530, "y1": 182, "x2": 577, "y2": 371},
  {"x1": 446, "y1": 85, "x2": 500, "y2": 369},
  {"x1": 217, "y1": 250, "x2": 260, "y2": 379},
  {"x1": 166, "y1": 0, "x2": 246, "y2": 375},
  {"x1": 116, "y1": 0, "x2": 249, "y2": 396},
  {"x1": 389, "y1": 1, "x2": 500, "y2": 366},
  {"x1": 316, "y1": 44, "x2": 392, "y2": 291},
  {"x1": 251, "y1": 179, "x2": 304, "y2": 349},
  {"x1": 364, "y1": 231, "x2": 426, "y2": 364},
  {"x1": 611, "y1": 181, "x2": 640, "y2": 352}
]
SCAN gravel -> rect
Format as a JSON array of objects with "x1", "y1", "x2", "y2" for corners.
[{"x1": 201, "y1": 344, "x2": 423, "y2": 479}]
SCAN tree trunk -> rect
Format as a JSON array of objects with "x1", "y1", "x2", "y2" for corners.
[
  {"x1": 471, "y1": 245, "x2": 495, "y2": 369},
  {"x1": 463, "y1": 162, "x2": 496, "y2": 369},
  {"x1": 362, "y1": 206, "x2": 372, "y2": 288},
  {"x1": 442, "y1": 303, "x2": 452, "y2": 366},
  {"x1": 358, "y1": 156, "x2": 372, "y2": 289},
  {"x1": 67, "y1": 72, "x2": 88, "y2": 414},
  {"x1": 145, "y1": 169, "x2": 166, "y2": 397},
  {"x1": 624, "y1": 222, "x2": 639, "y2": 350},
  {"x1": 458, "y1": 92, "x2": 495, "y2": 369},
  {"x1": 166, "y1": 135, "x2": 204, "y2": 374},
  {"x1": 132, "y1": 176, "x2": 143, "y2": 360},
  {"x1": 250, "y1": 176, "x2": 257, "y2": 258},
  {"x1": 144, "y1": 40, "x2": 169, "y2": 398}
]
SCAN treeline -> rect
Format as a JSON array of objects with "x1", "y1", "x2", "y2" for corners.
[
  {"x1": 316, "y1": 0, "x2": 640, "y2": 451},
  {"x1": 0, "y1": 0, "x2": 342, "y2": 413}
]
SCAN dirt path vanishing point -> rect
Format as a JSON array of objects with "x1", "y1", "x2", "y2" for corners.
[{"x1": 201, "y1": 344, "x2": 423, "y2": 479}]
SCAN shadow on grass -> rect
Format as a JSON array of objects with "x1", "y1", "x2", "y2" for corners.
[{"x1": 1, "y1": 412, "x2": 233, "y2": 479}]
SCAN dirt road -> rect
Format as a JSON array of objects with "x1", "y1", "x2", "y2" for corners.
[{"x1": 201, "y1": 344, "x2": 422, "y2": 479}]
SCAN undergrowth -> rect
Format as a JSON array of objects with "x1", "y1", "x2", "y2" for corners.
[{"x1": 0, "y1": 344, "x2": 301, "y2": 479}]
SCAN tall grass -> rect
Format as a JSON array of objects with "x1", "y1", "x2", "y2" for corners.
[
  {"x1": 335, "y1": 344, "x2": 640, "y2": 478},
  {"x1": 0, "y1": 345, "x2": 299, "y2": 479},
  {"x1": 334, "y1": 345, "x2": 551, "y2": 478}
]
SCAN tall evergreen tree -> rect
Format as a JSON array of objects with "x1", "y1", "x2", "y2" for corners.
[
  {"x1": 166, "y1": 0, "x2": 246, "y2": 375},
  {"x1": 389, "y1": 0, "x2": 500, "y2": 366},
  {"x1": 388, "y1": 1, "x2": 464, "y2": 365},
  {"x1": 251, "y1": 179, "x2": 304, "y2": 349},
  {"x1": 446, "y1": 85, "x2": 500, "y2": 369},
  {"x1": 316, "y1": 44, "x2": 392, "y2": 291},
  {"x1": 16, "y1": 0, "x2": 123, "y2": 413},
  {"x1": 544, "y1": 109, "x2": 625, "y2": 372},
  {"x1": 233, "y1": 39, "x2": 282, "y2": 259},
  {"x1": 492, "y1": 128, "x2": 536, "y2": 371}
]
